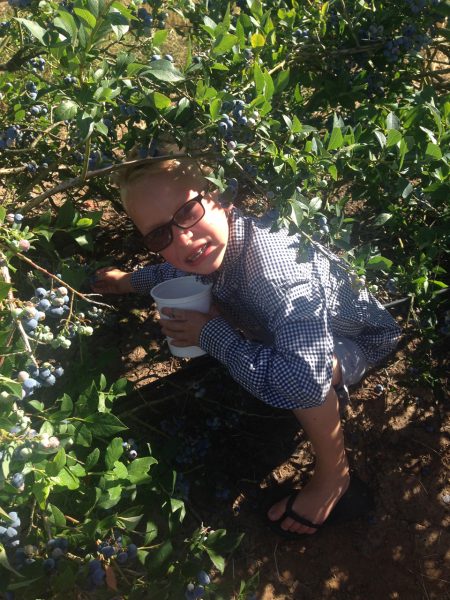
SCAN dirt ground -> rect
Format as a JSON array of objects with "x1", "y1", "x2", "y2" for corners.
[{"x1": 87, "y1": 204, "x2": 450, "y2": 600}]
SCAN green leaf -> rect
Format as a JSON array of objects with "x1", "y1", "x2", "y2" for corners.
[
  {"x1": 147, "y1": 540, "x2": 173, "y2": 577},
  {"x1": 0, "y1": 376, "x2": 22, "y2": 398},
  {"x1": 15, "y1": 19, "x2": 47, "y2": 45},
  {"x1": 87, "y1": 0, "x2": 99, "y2": 17},
  {"x1": 250, "y1": 32, "x2": 265, "y2": 47},
  {"x1": 148, "y1": 91, "x2": 172, "y2": 110},
  {"x1": 327, "y1": 127, "x2": 343, "y2": 151},
  {"x1": 386, "y1": 112, "x2": 400, "y2": 130},
  {"x1": 105, "y1": 437, "x2": 124, "y2": 470},
  {"x1": 212, "y1": 33, "x2": 238, "y2": 56},
  {"x1": 48, "y1": 503, "x2": 67, "y2": 528},
  {"x1": 85, "y1": 447, "x2": 100, "y2": 470},
  {"x1": 373, "y1": 213, "x2": 392, "y2": 226},
  {"x1": 374, "y1": 130, "x2": 386, "y2": 148},
  {"x1": 127, "y1": 457, "x2": 157, "y2": 484},
  {"x1": 54, "y1": 100, "x2": 78, "y2": 122},
  {"x1": 84, "y1": 413, "x2": 127, "y2": 438},
  {"x1": 51, "y1": 466, "x2": 80, "y2": 490},
  {"x1": 211, "y1": 62, "x2": 229, "y2": 71},
  {"x1": 54, "y1": 11, "x2": 78, "y2": 43},
  {"x1": 0, "y1": 282, "x2": 11, "y2": 301},
  {"x1": 425, "y1": 143, "x2": 442, "y2": 160},
  {"x1": 209, "y1": 98, "x2": 222, "y2": 120},
  {"x1": 386, "y1": 129, "x2": 402, "y2": 147},
  {"x1": 0, "y1": 543, "x2": 23, "y2": 577},
  {"x1": 73, "y1": 7, "x2": 96, "y2": 28},
  {"x1": 153, "y1": 29, "x2": 168, "y2": 47},
  {"x1": 145, "y1": 60, "x2": 185, "y2": 82},
  {"x1": 366, "y1": 256, "x2": 393, "y2": 271}
]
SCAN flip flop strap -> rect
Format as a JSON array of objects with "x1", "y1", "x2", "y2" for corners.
[{"x1": 285, "y1": 493, "x2": 321, "y2": 530}]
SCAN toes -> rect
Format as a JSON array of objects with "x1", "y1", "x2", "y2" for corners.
[{"x1": 267, "y1": 499, "x2": 287, "y2": 522}]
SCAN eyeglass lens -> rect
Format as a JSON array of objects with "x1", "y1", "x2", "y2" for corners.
[{"x1": 144, "y1": 196, "x2": 205, "y2": 251}]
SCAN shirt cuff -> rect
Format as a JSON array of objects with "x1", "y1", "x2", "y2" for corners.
[
  {"x1": 199, "y1": 316, "x2": 243, "y2": 363},
  {"x1": 130, "y1": 269, "x2": 152, "y2": 295}
]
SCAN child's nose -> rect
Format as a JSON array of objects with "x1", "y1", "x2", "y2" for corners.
[{"x1": 172, "y1": 227, "x2": 193, "y2": 245}]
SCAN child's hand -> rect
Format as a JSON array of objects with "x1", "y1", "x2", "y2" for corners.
[
  {"x1": 159, "y1": 305, "x2": 221, "y2": 347},
  {"x1": 90, "y1": 267, "x2": 134, "y2": 295}
]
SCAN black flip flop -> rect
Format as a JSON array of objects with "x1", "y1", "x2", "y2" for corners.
[{"x1": 263, "y1": 475, "x2": 374, "y2": 541}]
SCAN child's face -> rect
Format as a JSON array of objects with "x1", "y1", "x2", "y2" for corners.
[{"x1": 126, "y1": 167, "x2": 230, "y2": 275}]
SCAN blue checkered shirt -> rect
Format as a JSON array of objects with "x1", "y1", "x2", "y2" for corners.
[{"x1": 131, "y1": 209, "x2": 401, "y2": 410}]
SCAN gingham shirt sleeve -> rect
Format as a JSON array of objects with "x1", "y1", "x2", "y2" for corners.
[
  {"x1": 130, "y1": 263, "x2": 189, "y2": 294},
  {"x1": 199, "y1": 298, "x2": 335, "y2": 410}
]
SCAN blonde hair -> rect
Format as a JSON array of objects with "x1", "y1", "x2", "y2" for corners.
[{"x1": 115, "y1": 139, "x2": 211, "y2": 210}]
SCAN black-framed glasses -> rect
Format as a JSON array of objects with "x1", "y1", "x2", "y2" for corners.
[{"x1": 142, "y1": 193, "x2": 206, "y2": 252}]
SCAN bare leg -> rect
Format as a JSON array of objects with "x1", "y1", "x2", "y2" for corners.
[{"x1": 267, "y1": 366, "x2": 349, "y2": 535}]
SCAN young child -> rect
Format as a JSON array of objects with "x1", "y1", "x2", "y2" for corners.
[{"x1": 92, "y1": 151, "x2": 401, "y2": 539}]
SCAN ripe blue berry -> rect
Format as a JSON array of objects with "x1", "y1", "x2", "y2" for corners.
[
  {"x1": 14, "y1": 213, "x2": 24, "y2": 223},
  {"x1": 11, "y1": 473, "x2": 24, "y2": 488},
  {"x1": 197, "y1": 570, "x2": 211, "y2": 585},
  {"x1": 127, "y1": 543, "x2": 137, "y2": 558},
  {"x1": 101, "y1": 545, "x2": 116, "y2": 558},
  {"x1": 116, "y1": 551, "x2": 128, "y2": 564},
  {"x1": 374, "y1": 384, "x2": 384, "y2": 394}
]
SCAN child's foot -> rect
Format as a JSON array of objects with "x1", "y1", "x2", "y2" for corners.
[{"x1": 267, "y1": 470, "x2": 350, "y2": 535}]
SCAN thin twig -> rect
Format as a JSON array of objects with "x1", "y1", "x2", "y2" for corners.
[
  {"x1": 0, "y1": 254, "x2": 38, "y2": 367},
  {"x1": 15, "y1": 252, "x2": 113, "y2": 309},
  {"x1": 20, "y1": 151, "x2": 219, "y2": 213}
]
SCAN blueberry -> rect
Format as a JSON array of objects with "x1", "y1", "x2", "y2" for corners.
[
  {"x1": 218, "y1": 121, "x2": 228, "y2": 134},
  {"x1": 54, "y1": 366, "x2": 64, "y2": 378},
  {"x1": 116, "y1": 551, "x2": 128, "y2": 564},
  {"x1": 14, "y1": 213, "x2": 24, "y2": 223},
  {"x1": 101, "y1": 545, "x2": 116, "y2": 558},
  {"x1": 127, "y1": 543, "x2": 137, "y2": 558},
  {"x1": 88, "y1": 559, "x2": 102, "y2": 573},
  {"x1": 37, "y1": 298, "x2": 51, "y2": 311},
  {"x1": 6, "y1": 526, "x2": 18, "y2": 538},
  {"x1": 128, "y1": 449, "x2": 138, "y2": 460},
  {"x1": 11, "y1": 473, "x2": 24, "y2": 488},
  {"x1": 43, "y1": 557, "x2": 56, "y2": 571},
  {"x1": 41, "y1": 374, "x2": 56, "y2": 387},
  {"x1": 23, "y1": 318, "x2": 38, "y2": 331},
  {"x1": 22, "y1": 378, "x2": 39, "y2": 393},
  {"x1": 91, "y1": 568, "x2": 105, "y2": 586},
  {"x1": 197, "y1": 570, "x2": 211, "y2": 585},
  {"x1": 374, "y1": 384, "x2": 384, "y2": 394}
]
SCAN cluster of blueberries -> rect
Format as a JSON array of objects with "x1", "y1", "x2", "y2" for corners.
[
  {"x1": 8, "y1": 0, "x2": 32, "y2": 6},
  {"x1": 41, "y1": 537, "x2": 69, "y2": 572},
  {"x1": 18, "y1": 361, "x2": 65, "y2": 397},
  {"x1": 16, "y1": 284, "x2": 70, "y2": 332},
  {"x1": 86, "y1": 539, "x2": 138, "y2": 588},
  {"x1": 383, "y1": 27, "x2": 431, "y2": 62},
  {"x1": 130, "y1": 5, "x2": 168, "y2": 33},
  {"x1": 0, "y1": 20, "x2": 11, "y2": 36},
  {"x1": 0, "y1": 125, "x2": 23, "y2": 150},
  {"x1": 63, "y1": 74, "x2": 77, "y2": 85},
  {"x1": 0, "y1": 511, "x2": 21, "y2": 549},
  {"x1": 185, "y1": 571, "x2": 211, "y2": 600},
  {"x1": 150, "y1": 53, "x2": 174, "y2": 62},
  {"x1": 25, "y1": 79, "x2": 38, "y2": 101},
  {"x1": 29, "y1": 56, "x2": 46, "y2": 72},
  {"x1": 405, "y1": 0, "x2": 441, "y2": 14},
  {"x1": 123, "y1": 437, "x2": 138, "y2": 461}
]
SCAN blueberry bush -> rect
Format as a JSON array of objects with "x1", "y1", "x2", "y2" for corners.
[{"x1": 0, "y1": 0, "x2": 448, "y2": 597}]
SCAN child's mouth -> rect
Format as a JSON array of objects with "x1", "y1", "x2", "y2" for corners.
[{"x1": 186, "y1": 242, "x2": 210, "y2": 264}]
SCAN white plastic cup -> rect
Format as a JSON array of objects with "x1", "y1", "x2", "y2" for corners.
[{"x1": 150, "y1": 276, "x2": 213, "y2": 358}]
